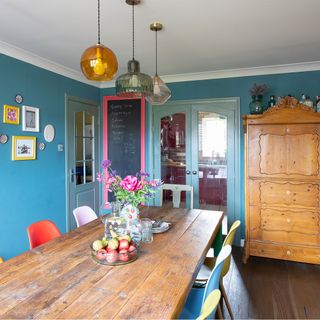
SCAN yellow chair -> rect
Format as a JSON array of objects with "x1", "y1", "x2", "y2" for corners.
[
  {"x1": 0, "y1": 257, "x2": 4, "y2": 263},
  {"x1": 196, "y1": 220, "x2": 241, "y2": 320},
  {"x1": 196, "y1": 289, "x2": 221, "y2": 320}
]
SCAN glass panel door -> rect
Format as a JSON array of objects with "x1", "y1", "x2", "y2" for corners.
[
  {"x1": 197, "y1": 112, "x2": 227, "y2": 212},
  {"x1": 154, "y1": 105, "x2": 192, "y2": 208},
  {"x1": 161, "y1": 113, "x2": 186, "y2": 185}
]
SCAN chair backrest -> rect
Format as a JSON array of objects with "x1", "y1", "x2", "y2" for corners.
[
  {"x1": 202, "y1": 245, "x2": 232, "y2": 305},
  {"x1": 221, "y1": 220, "x2": 241, "y2": 278},
  {"x1": 73, "y1": 206, "x2": 97, "y2": 227},
  {"x1": 160, "y1": 183, "x2": 194, "y2": 208},
  {"x1": 197, "y1": 289, "x2": 221, "y2": 320},
  {"x1": 27, "y1": 220, "x2": 62, "y2": 249}
]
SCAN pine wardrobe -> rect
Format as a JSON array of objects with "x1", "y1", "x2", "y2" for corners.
[{"x1": 243, "y1": 96, "x2": 320, "y2": 264}]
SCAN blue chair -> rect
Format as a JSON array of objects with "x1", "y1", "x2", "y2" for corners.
[{"x1": 179, "y1": 245, "x2": 232, "y2": 319}]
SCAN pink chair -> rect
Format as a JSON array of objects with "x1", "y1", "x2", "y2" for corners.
[{"x1": 73, "y1": 206, "x2": 97, "y2": 227}]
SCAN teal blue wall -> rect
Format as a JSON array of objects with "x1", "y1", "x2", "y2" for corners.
[
  {"x1": 2, "y1": 51, "x2": 320, "y2": 261},
  {"x1": 101, "y1": 70, "x2": 320, "y2": 239},
  {"x1": 0, "y1": 54, "x2": 99, "y2": 260}
]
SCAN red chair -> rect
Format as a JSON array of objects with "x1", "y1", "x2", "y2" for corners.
[{"x1": 27, "y1": 220, "x2": 62, "y2": 249}]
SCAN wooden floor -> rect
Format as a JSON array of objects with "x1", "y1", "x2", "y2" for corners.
[{"x1": 222, "y1": 247, "x2": 320, "y2": 319}]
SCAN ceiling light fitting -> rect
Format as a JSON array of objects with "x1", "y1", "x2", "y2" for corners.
[
  {"x1": 115, "y1": 0, "x2": 153, "y2": 98},
  {"x1": 146, "y1": 22, "x2": 171, "y2": 105},
  {"x1": 80, "y1": 0, "x2": 118, "y2": 81}
]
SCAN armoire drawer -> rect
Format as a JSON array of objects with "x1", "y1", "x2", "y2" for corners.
[
  {"x1": 249, "y1": 206, "x2": 320, "y2": 246},
  {"x1": 249, "y1": 240, "x2": 320, "y2": 264},
  {"x1": 249, "y1": 180, "x2": 320, "y2": 208}
]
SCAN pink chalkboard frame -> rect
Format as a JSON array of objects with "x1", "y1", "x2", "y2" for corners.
[{"x1": 102, "y1": 96, "x2": 146, "y2": 206}]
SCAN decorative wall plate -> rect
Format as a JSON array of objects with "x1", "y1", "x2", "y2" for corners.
[
  {"x1": 44, "y1": 124, "x2": 55, "y2": 142},
  {"x1": 39, "y1": 142, "x2": 46, "y2": 150},
  {"x1": 0, "y1": 134, "x2": 8, "y2": 144},
  {"x1": 15, "y1": 94, "x2": 23, "y2": 104}
]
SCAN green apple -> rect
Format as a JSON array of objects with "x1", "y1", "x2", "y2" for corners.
[{"x1": 92, "y1": 240, "x2": 103, "y2": 251}]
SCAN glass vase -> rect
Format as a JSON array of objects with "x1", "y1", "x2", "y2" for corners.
[{"x1": 249, "y1": 95, "x2": 264, "y2": 114}]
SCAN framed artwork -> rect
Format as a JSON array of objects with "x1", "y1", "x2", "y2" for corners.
[
  {"x1": 22, "y1": 106, "x2": 39, "y2": 132},
  {"x1": 12, "y1": 136, "x2": 36, "y2": 160},
  {"x1": 3, "y1": 105, "x2": 20, "y2": 125}
]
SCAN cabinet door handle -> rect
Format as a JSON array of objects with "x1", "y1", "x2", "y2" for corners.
[
  {"x1": 186, "y1": 170, "x2": 191, "y2": 175},
  {"x1": 192, "y1": 170, "x2": 197, "y2": 175}
]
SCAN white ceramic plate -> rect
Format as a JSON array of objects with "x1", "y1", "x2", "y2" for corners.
[
  {"x1": 44, "y1": 124, "x2": 55, "y2": 142},
  {"x1": 152, "y1": 221, "x2": 171, "y2": 233}
]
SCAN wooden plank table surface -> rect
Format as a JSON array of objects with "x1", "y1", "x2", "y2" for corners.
[{"x1": 0, "y1": 207, "x2": 223, "y2": 319}]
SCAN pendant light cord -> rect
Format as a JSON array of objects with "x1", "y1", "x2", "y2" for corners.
[
  {"x1": 97, "y1": 0, "x2": 101, "y2": 44},
  {"x1": 155, "y1": 30, "x2": 158, "y2": 76},
  {"x1": 132, "y1": 3, "x2": 135, "y2": 60}
]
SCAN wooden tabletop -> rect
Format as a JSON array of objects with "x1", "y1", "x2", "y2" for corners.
[{"x1": 0, "y1": 207, "x2": 223, "y2": 319}]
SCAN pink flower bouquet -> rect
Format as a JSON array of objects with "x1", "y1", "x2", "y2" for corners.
[{"x1": 97, "y1": 160, "x2": 162, "y2": 207}]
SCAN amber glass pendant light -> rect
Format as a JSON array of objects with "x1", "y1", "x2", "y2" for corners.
[
  {"x1": 146, "y1": 22, "x2": 171, "y2": 105},
  {"x1": 80, "y1": 0, "x2": 118, "y2": 81},
  {"x1": 115, "y1": 0, "x2": 153, "y2": 98}
]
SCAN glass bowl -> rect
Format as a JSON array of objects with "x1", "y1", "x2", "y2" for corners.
[{"x1": 90, "y1": 241, "x2": 139, "y2": 266}]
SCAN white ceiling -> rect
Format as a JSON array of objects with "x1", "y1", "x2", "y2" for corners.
[{"x1": 1, "y1": 0, "x2": 320, "y2": 88}]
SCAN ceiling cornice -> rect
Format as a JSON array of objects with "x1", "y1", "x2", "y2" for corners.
[
  {"x1": 100, "y1": 61, "x2": 320, "y2": 88},
  {"x1": 0, "y1": 40, "x2": 101, "y2": 88},
  {"x1": 1, "y1": 40, "x2": 320, "y2": 89}
]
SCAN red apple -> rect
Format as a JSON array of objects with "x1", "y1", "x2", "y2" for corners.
[
  {"x1": 106, "y1": 250, "x2": 118, "y2": 263},
  {"x1": 118, "y1": 249, "x2": 129, "y2": 262},
  {"x1": 128, "y1": 244, "x2": 136, "y2": 253},
  {"x1": 119, "y1": 239, "x2": 130, "y2": 251},
  {"x1": 96, "y1": 249, "x2": 107, "y2": 261}
]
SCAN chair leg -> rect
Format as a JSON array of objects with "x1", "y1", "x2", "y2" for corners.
[
  {"x1": 217, "y1": 303, "x2": 224, "y2": 320},
  {"x1": 220, "y1": 279, "x2": 234, "y2": 320}
]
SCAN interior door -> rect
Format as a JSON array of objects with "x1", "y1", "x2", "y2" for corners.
[
  {"x1": 153, "y1": 99, "x2": 239, "y2": 235},
  {"x1": 66, "y1": 96, "x2": 100, "y2": 231},
  {"x1": 154, "y1": 105, "x2": 193, "y2": 208}
]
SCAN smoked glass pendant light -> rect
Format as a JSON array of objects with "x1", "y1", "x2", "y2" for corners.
[
  {"x1": 80, "y1": 0, "x2": 118, "y2": 81},
  {"x1": 115, "y1": 0, "x2": 153, "y2": 98},
  {"x1": 146, "y1": 22, "x2": 171, "y2": 105}
]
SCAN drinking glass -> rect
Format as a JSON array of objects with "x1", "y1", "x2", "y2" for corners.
[{"x1": 141, "y1": 218, "x2": 153, "y2": 243}]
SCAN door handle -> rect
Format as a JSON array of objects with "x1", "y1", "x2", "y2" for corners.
[
  {"x1": 70, "y1": 169, "x2": 75, "y2": 183},
  {"x1": 186, "y1": 170, "x2": 191, "y2": 175},
  {"x1": 192, "y1": 170, "x2": 198, "y2": 175}
]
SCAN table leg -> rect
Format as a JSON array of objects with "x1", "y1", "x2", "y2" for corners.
[{"x1": 213, "y1": 225, "x2": 223, "y2": 256}]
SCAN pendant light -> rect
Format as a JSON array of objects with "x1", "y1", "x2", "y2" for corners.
[
  {"x1": 80, "y1": 0, "x2": 118, "y2": 81},
  {"x1": 146, "y1": 22, "x2": 171, "y2": 105},
  {"x1": 115, "y1": 0, "x2": 153, "y2": 98}
]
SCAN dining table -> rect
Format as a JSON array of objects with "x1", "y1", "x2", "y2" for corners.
[{"x1": 0, "y1": 207, "x2": 223, "y2": 319}]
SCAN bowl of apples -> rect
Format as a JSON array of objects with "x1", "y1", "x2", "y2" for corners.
[{"x1": 91, "y1": 234, "x2": 139, "y2": 266}]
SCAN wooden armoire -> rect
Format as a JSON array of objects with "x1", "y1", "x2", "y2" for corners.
[{"x1": 243, "y1": 96, "x2": 320, "y2": 264}]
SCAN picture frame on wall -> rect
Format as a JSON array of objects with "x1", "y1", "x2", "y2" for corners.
[
  {"x1": 22, "y1": 105, "x2": 39, "y2": 132},
  {"x1": 12, "y1": 136, "x2": 36, "y2": 160},
  {"x1": 3, "y1": 105, "x2": 20, "y2": 125}
]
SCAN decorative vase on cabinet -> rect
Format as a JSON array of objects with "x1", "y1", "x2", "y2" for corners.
[{"x1": 249, "y1": 94, "x2": 264, "y2": 114}]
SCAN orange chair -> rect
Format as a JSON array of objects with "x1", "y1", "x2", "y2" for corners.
[{"x1": 27, "y1": 220, "x2": 62, "y2": 249}]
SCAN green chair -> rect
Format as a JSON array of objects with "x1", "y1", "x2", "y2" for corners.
[
  {"x1": 196, "y1": 289, "x2": 221, "y2": 320},
  {"x1": 195, "y1": 220, "x2": 241, "y2": 319}
]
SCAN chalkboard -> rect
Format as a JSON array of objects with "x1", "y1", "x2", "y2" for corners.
[{"x1": 103, "y1": 97, "x2": 146, "y2": 191}]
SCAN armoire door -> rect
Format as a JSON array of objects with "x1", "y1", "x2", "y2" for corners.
[{"x1": 153, "y1": 99, "x2": 240, "y2": 234}]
